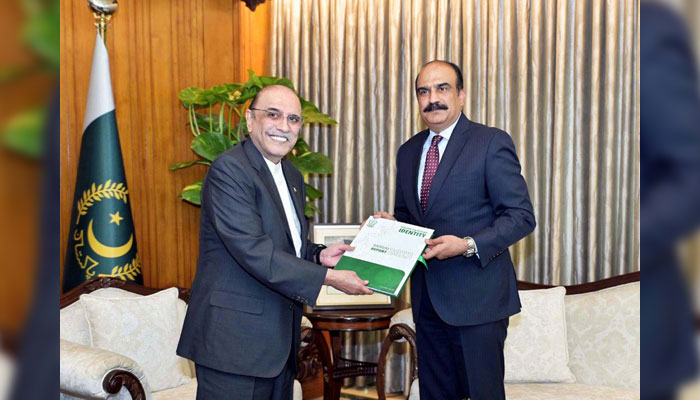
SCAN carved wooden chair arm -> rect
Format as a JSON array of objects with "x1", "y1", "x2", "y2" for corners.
[
  {"x1": 376, "y1": 323, "x2": 418, "y2": 400},
  {"x1": 60, "y1": 339, "x2": 149, "y2": 399}
]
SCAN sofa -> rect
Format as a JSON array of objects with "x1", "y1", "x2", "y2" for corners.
[
  {"x1": 377, "y1": 272, "x2": 640, "y2": 400},
  {"x1": 60, "y1": 278, "x2": 314, "y2": 400}
]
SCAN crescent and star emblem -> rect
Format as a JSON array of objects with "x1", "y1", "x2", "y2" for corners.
[{"x1": 87, "y1": 219, "x2": 133, "y2": 258}]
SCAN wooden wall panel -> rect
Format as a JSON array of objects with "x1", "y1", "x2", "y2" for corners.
[{"x1": 60, "y1": 0, "x2": 270, "y2": 290}]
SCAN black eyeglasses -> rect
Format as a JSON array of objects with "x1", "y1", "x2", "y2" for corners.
[{"x1": 249, "y1": 107, "x2": 303, "y2": 128}]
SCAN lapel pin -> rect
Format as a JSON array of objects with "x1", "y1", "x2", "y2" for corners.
[{"x1": 293, "y1": 186, "x2": 297, "y2": 193}]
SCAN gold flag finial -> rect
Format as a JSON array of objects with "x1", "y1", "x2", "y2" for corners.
[{"x1": 88, "y1": 0, "x2": 118, "y2": 45}]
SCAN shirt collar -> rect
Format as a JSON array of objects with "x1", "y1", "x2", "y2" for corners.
[
  {"x1": 263, "y1": 157, "x2": 283, "y2": 176},
  {"x1": 428, "y1": 113, "x2": 462, "y2": 142}
]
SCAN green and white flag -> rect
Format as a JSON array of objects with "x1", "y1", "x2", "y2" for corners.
[{"x1": 63, "y1": 32, "x2": 142, "y2": 292}]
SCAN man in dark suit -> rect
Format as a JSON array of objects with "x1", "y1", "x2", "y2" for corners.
[
  {"x1": 376, "y1": 60, "x2": 535, "y2": 399},
  {"x1": 177, "y1": 85, "x2": 372, "y2": 400},
  {"x1": 640, "y1": 3, "x2": 700, "y2": 399}
]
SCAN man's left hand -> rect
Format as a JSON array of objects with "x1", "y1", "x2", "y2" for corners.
[
  {"x1": 319, "y1": 244, "x2": 355, "y2": 267},
  {"x1": 423, "y1": 235, "x2": 469, "y2": 260}
]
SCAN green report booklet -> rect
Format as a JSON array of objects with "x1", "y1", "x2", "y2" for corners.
[{"x1": 334, "y1": 217, "x2": 434, "y2": 297}]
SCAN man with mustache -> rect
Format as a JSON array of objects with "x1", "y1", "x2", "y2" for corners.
[
  {"x1": 375, "y1": 61, "x2": 535, "y2": 399},
  {"x1": 177, "y1": 85, "x2": 373, "y2": 400}
]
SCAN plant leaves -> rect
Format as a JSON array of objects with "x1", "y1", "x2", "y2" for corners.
[
  {"x1": 305, "y1": 183, "x2": 322, "y2": 200},
  {"x1": 305, "y1": 201, "x2": 321, "y2": 217},
  {"x1": 236, "y1": 87, "x2": 259, "y2": 104},
  {"x1": 23, "y1": 0, "x2": 59, "y2": 71},
  {"x1": 179, "y1": 87, "x2": 209, "y2": 107},
  {"x1": 191, "y1": 131, "x2": 233, "y2": 161},
  {"x1": 194, "y1": 113, "x2": 230, "y2": 134},
  {"x1": 292, "y1": 152, "x2": 333, "y2": 175},
  {"x1": 179, "y1": 180, "x2": 202, "y2": 206},
  {"x1": 247, "y1": 69, "x2": 264, "y2": 88},
  {"x1": 169, "y1": 159, "x2": 211, "y2": 170},
  {"x1": 299, "y1": 97, "x2": 337, "y2": 125},
  {"x1": 1, "y1": 108, "x2": 44, "y2": 158},
  {"x1": 292, "y1": 138, "x2": 311, "y2": 155},
  {"x1": 259, "y1": 75, "x2": 296, "y2": 90}
]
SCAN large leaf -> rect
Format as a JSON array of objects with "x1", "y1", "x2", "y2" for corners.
[
  {"x1": 194, "y1": 113, "x2": 231, "y2": 134},
  {"x1": 235, "y1": 87, "x2": 259, "y2": 104},
  {"x1": 197, "y1": 88, "x2": 227, "y2": 107},
  {"x1": 293, "y1": 138, "x2": 312, "y2": 155},
  {"x1": 1, "y1": 108, "x2": 44, "y2": 158},
  {"x1": 247, "y1": 69, "x2": 264, "y2": 88},
  {"x1": 292, "y1": 152, "x2": 333, "y2": 175},
  {"x1": 300, "y1": 98, "x2": 337, "y2": 125},
  {"x1": 305, "y1": 183, "x2": 322, "y2": 200},
  {"x1": 191, "y1": 131, "x2": 233, "y2": 161},
  {"x1": 169, "y1": 159, "x2": 211, "y2": 170},
  {"x1": 23, "y1": 0, "x2": 59, "y2": 71},
  {"x1": 179, "y1": 180, "x2": 202, "y2": 205},
  {"x1": 259, "y1": 75, "x2": 296, "y2": 90},
  {"x1": 305, "y1": 201, "x2": 321, "y2": 217},
  {"x1": 179, "y1": 87, "x2": 209, "y2": 107}
]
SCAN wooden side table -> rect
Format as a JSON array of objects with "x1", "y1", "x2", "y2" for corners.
[{"x1": 304, "y1": 305, "x2": 405, "y2": 400}]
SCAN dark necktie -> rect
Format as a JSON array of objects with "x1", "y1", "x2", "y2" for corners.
[{"x1": 420, "y1": 135, "x2": 443, "y2": 213}]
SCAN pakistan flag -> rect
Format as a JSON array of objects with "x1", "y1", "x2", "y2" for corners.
[{"x1": 63, "y1": 33, "x2": 142, "y2": 292}]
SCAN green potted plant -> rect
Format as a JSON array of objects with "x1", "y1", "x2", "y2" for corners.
[{"x1": 171, "y1": 70, "x2": 336, "y2": 217}]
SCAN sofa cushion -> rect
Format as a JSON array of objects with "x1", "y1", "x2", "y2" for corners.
[
  {"x1": 60, "y1": 288, "x2": 188, "y2": 344},
  {"x1": 405, "y1": 379, "x2": 639, "y2": 400},
  {"x1": 152, "y1": 378, "x2": 197, "y2": 400},
  {"x1": 504, "y1": 382, "x2": 639, "y2": 399},
  {"x1": 565, "y1": 282, "x2": 640, "y2": 389},
  {"x1": 504, "y1": 287, "x2": 576, "y2": 383},
  {"x1": 80, "y1": 287, "x2": 190, "y2": 391}
]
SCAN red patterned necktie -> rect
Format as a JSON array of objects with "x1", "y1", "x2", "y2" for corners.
[{"x1": 420, "y1": 135, "x2": 443, "y2": 213}]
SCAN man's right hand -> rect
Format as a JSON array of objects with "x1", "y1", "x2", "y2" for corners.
[
  {"x1": 324, "y1": 269, "x2": 374, "y2": 295},
  {"x1": 360, "y1": 211, "x2": 396, "y2": 228}
]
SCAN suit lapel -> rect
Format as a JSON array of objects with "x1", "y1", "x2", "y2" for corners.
[
  {"x1": 424, "y1": 115, "x2": 472, "y2": 217},
  {"x1": 243, "y1": 140, "x2": 295, "y2": 246},
  {"x1": 282, "y1": 160, "x2": 306, "y2": 255},
  {"x1": 403, "y1": 131, "x2": 428, "y2": 224}
]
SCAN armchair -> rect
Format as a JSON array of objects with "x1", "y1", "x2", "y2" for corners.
[{"x1": 60, "y1": 278, "x2": 313, "y2": 400}]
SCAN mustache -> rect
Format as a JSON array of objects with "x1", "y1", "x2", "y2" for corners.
[{"x1": 423, "y1": 102, "x2": 449, "y2": 112}]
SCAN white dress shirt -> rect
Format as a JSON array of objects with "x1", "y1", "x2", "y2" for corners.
[{"x1": 264, "y1": 158, "x2": 302, "y2": 257}]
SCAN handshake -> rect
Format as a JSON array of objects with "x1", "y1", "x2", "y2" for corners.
[{"x1": 320, "y1": 212, "x2": 470, "y2": 296}]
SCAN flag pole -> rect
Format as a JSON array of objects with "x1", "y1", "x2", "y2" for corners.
[{"x1": 88, "y1": 0, "x2": 118, "y2": 45}]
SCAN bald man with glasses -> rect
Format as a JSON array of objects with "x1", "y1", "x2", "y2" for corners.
[{"x1": 177, "y1": 85, "x2": 372, "y2": 400}]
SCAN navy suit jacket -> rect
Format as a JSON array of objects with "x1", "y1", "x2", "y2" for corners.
[
  {"x1": 177, "y1": 139, "x2": 328, "y2": 378},
  {"x1": 641, "y1": 3, "x2": 700, "y2": 394},
  {"x1": 395, "y1": 114, "x2": 535, "y2": 326}
]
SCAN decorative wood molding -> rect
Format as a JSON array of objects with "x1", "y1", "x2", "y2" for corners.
[
  {"x1": 60, "y1": 277, "x2": 191, "y2": 309},
  {"x1": 517, "y1": 271, "x2": 640, "y2": 294},
  {"x1": 296, "y1": 328, "x2": 322, "y2": 382},
  {"x1": 103, "y1": 370, "x2": 146, "y2": 400}
]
